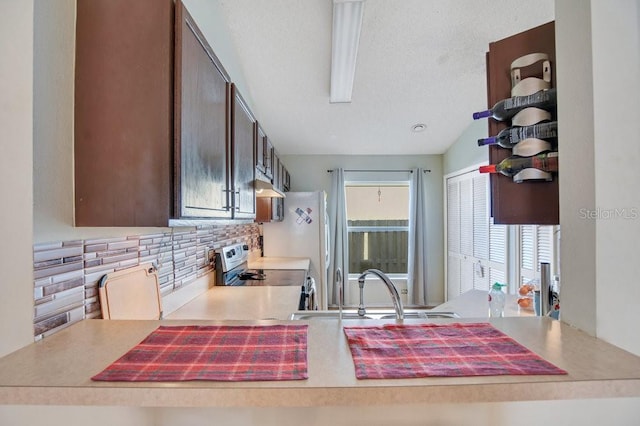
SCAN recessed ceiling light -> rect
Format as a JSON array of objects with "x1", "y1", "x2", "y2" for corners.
[{"x1": 412, "y1": 123, "x2": 427, "y2": 132}]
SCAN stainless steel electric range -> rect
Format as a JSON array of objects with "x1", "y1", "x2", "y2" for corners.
[{"x1": 215, "y1": 244, "x2": 314, "y2": 310}]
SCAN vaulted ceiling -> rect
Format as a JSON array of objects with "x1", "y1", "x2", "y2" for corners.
[{"x1": 216, "y1": 0, "x2": 554, "y2": 155}]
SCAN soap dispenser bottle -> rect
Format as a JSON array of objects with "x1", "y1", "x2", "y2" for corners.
[{"x1": 488, "y1": 282, "x2": 506, "y2": 318}]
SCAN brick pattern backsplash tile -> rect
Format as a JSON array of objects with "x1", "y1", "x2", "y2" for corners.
[
  {"x1": 32, "y1": 223, "x2": 260, "y2": 339},
  {"x1": 196, "y1": 226, "x2": 215, "y2": 278},
  {"x1": 138, "y1": 232, "x2": 174, "y2": 294},
  {"x1": 83, "y1": 236, "x2": 141, "y2": 319},
  {"x1": 33, "y1": 240, "x2": 85, "y2": 340},
  {"x1": 172, "y1": 229, "x2": 198, "y2": 289}
]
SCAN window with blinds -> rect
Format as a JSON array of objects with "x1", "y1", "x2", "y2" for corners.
[
  {"x1": 519, "y1": 224, "x2": 557, "y2": 286},
  {"x1": 345, "y1": 184, "x2": 410, "y2": 274},
  {"x1": 446, "y1": 170, "x2": 508, "y2": 300}
]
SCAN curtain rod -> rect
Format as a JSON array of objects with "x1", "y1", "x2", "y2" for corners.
[{"x1": 327, "y1": 169, "x2": 431, "y2": 173}]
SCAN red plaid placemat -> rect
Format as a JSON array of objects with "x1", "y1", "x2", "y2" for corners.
[
  {"x1": 92, "y1": 325, "x2": 308, "y2": 382},
  {"x1": 343, "y1": 323, "x2": 567, "y2": 379}
]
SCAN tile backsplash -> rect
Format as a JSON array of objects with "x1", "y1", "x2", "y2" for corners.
[{"x1": 33, "y1": 223, "x2": 260, "y2": 340}]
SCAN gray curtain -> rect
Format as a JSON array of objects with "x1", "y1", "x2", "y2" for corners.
[
  {"x1": 328, "y1": 168, "x2": 349, "y2": 306},
  {"x1": 408, "y1": 168, "x2": 428, "y2": 305}
]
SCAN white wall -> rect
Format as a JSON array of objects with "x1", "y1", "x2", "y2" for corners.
[
  {"x1": 443, "y1": 119, "x2": 489, "y2": 175},
  {"x1": 32, "y1": 0, "x2": 76, "y2": 243},
  {"x1": 0, "y1": 0, "x2": 36, "y2": 358},
  {"x1": 555, "y1": 0, "x2": 598, "y2": 339},
  {"x1": 556, "y1": 0, "x2": 640, "y2": 355},
  {"x1": 282, "y1": 154, "x2": 445, "y2": 305},
  {"x1": 590, "y1": 0, "x2": 640, "y2": 354}
]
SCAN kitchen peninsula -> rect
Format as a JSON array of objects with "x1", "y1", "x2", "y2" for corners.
[{"x1": 1, "y1": 292, "x2": 639, "y2": 407}]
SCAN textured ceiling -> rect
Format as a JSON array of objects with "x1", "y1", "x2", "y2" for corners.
[{"x1": 217, "y1": 0, "x2": 554, "y2": 155}]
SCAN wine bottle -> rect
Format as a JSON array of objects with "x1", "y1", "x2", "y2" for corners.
[
  {"x1": 479, "y1": 151, "x2": 558, "y2": 177},
  {"x1": 473, "y1": 88, "x2": 556, "y2": 121},
  {"x1": 478, "y1": 121, "x2": 558, "y2": 148}
]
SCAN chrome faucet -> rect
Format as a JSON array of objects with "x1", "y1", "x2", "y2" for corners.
[
  {"x1": 335, "y1": 268, "x2": 344, "y2": 320},
  {"x1": 357, "y1": 269, "x2": 404, "y2": 320}
]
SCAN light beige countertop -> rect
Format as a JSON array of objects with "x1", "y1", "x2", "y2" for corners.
[
  {"x1": 434, "y1": 289, "x2": 534, "y2": 318},
  {"x1": 1, "y1": 312, "x2": 640, "y2": 407},
  {"x1": 166, "y1": 286, "x2": 302, "y2": 321},
  {"x1": 248, "y1": 257, "x2": 310, "y2": 271}
]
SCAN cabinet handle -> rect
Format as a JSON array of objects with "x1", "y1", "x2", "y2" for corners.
[{"x1": 222, "y1": 188, "x2": 232, "y2": 210}]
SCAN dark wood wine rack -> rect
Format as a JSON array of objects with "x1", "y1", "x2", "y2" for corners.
[{"x1": 485, "y1": 21, "x2": 558, "y2": 225}]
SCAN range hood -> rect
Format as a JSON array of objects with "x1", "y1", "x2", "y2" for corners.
[{"x1": 255, "y1": 177, "x2": 285, "y2": 198}]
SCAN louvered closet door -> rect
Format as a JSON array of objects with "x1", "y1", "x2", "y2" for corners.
[
  {"x1": 446, "y1": 170, "x2": 507, "y2": 301},
  {"x1": 472, "y1": 173, "x2": 507, "y2": 292},
  {"x1": 459, "y1": 179, "x2": 475, "y2": 295},
  {"x1": 489, "y1": 217, "x2": 507, "y2": 285},
  {"x1": 473, "y1": 174, "x2": 489, "y2": 291},
  {"x1": 446, "y1": 178, "x2": 462, "y2": 300}
]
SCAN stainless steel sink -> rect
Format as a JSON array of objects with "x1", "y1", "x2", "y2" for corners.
[{"x1": 289, "y1": 309, "x2": 459, "y2": 320}]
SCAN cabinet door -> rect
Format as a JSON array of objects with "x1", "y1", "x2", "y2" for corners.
[
  {"x1": 231, "y1": 84, "x2": 256, "y2": 218},
  {"x1": 282, "y1": 165, "x2": 290, "y2": 192},
  {"x1": 264, "y1": 138, "x2": 274, "y2": 180},
  {"x1": 486, "y1": 21, "x2": 558, "y2": 225},
  {"x1": 255, "y1": 197, "x2": 272, "y2": 223},
  {"x1": 271, "y1": 197, "x2": 284, "y2": 222},
  {"x1": 256, "y1": 124, "x2": 266, "y2": 173},
  {"x1": 74, "y1": 0, "x2": 173, "y2": 226},
  {"x1": 272, "y1": 151, "x2": 281, "y2": 190},
  {"x1": 175, "y1": 2, "x2": 231, "y2": 218}
]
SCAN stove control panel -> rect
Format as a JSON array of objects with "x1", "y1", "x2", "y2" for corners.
[{"x1": 218, "y1": 244, "x2": 250, "y2": 272}]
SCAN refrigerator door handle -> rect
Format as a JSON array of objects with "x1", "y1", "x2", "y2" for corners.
[{"x1": 336, "y1": 268, "x2": 344, "y2": 307}]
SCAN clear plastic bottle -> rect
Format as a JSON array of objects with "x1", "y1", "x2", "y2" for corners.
[{"x1": 488, "y1": 282, "x2": 506, "y2": 318}]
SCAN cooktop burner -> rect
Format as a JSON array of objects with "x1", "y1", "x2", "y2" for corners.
[
  {"x1": 222, "y1": 266, "x2": 305, "y2": 287},
  {"x1": 238, "y1": 270, "x2": 267, "y2": 280},
  {"x1": 214, "y1": 244, "x2": 307, "y2": 288}
]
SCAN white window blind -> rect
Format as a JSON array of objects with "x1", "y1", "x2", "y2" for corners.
[
  {"x1": 537, "y1": 226, "x2": 554, "y2": 265},
  {"x1": 488, "y1": 216, "x2": 507, "y2": 288},
  {"x1": 489, "y1": 217, "x2": 506, "y2": 264},
  {"x1": 521, "y1": 225, "x2": 535, "y2": 271},
  {"x1": 519, "y1": 224, "x2": 557, "y2": 286}
]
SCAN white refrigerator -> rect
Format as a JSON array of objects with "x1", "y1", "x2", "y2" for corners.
[{"x1": 262, "y1": 191, "x2": 330, "y2": 310}]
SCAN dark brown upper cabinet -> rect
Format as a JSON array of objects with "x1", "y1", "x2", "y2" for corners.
[
  {"x1": 74, "y1": 0, "x2": 174, "y2": 226},
  {"x1": 486, "y1": 21, "x2": 558, "y2": 225},
  {"x1": 174, "y1": 2, "x2": 232, "y2": 219},
  {"x1": 75, "y1": 0, "x2": 267, "y2": 225},
  {"x1": 256, "y1": 124, "x2": 267, "y2": 174},
  {"x1": 264, "y1": 137, "x2": 274, "y2": 180},
  {"x1": 272, "y1": 150, "x2": 281, "y2": 191},
  {"x1": 230, "y1": 84, "x2": 256, "y2": 219},
  {"x1": 282, "y1": 166, "x2": 291, "y2": 192},
  {"x1": 256, "y1": 149, "x2": 284, "y2": 223}
]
